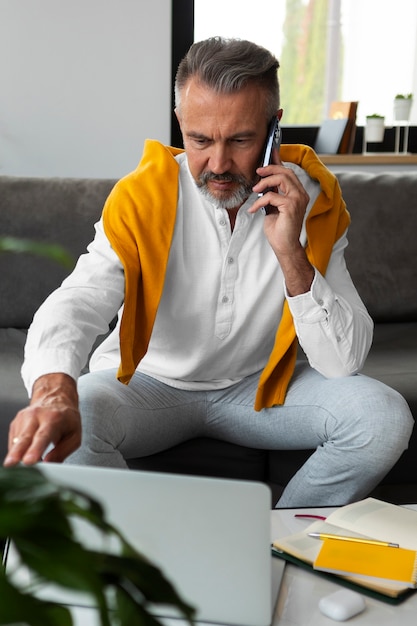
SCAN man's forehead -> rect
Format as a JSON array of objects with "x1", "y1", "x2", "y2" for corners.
[
  {"x1": 181, "y1": 77, "x2": 264, "y2": 105},
  {"x1": 179, "y1": 78, "x2": 267, "y2": 122}
]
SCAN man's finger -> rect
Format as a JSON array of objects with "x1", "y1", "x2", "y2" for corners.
[{"x1": 4, "y1": 432, "x2": 36, "y2": 466}]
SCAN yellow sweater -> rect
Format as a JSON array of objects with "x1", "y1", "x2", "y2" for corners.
[{"x1": 102, "y1": 140, "x2": 350, "y2": 410}]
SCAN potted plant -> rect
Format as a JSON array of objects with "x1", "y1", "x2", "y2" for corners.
[
  {"x1": 365, "y1": 114, "x2": 385, "y2": 143},
  {"x1": 0, "y1": 465, "x2": 195, "y2": 626},
  {"x1": 393, "y1": 93, "x2": 413, "y2": 121}
]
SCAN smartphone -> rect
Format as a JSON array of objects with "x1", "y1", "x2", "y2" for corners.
[
  {"x1": 260, "y1": 116, "x2": 282, "y2": 167},
  {"x1": 259, "y1": 117, "x2": 282, "y2": 214}
]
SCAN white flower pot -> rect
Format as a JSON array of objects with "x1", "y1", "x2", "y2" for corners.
[
  {"x1": 365, "y1": 118, "x2": 385, "y2": 143},
  {"x1": 393, "y1": 98, "x2": 412, "y2": 121}
]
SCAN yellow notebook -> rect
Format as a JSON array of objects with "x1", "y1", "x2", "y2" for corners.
[{"x1": 314, "y1": 538, "x2": 417, "y2": 588}]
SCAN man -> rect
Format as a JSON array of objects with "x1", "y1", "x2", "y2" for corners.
[{"x1": 5, "y1": 37, "x2": 413, "y2": 507}]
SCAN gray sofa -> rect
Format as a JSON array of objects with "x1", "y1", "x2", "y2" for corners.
[{"x1": 1, "y1": 167, "x2": 416, "y2": 505}]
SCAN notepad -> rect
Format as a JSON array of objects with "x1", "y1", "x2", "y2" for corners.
[
  {"x1": 272, "y1": 498, "x2": 417, "y2": 600},
  {"x1": 314, "y1": 538, "x2": 417, "y2": 588}
]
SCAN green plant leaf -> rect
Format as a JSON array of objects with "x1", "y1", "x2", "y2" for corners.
[
  {"x1": 0, "y1": 466, "x2": 196, "y2": 626},
  {"x1": 112, "y1": 587, "x2": 176, "y2": 626},
  {"x1": 0, "y1": 236, "x2": 74, "y2": 268},
  {"x1": 0, "y1": 574, "x2": 73, "y2": 626},
  {"x1": 92, "y1": 552, "x2": 195, "y2": 621}
]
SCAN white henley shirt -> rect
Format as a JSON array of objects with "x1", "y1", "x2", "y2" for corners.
[{"x1": 22, "y1": 153, "x2": 373, "y2": 395}]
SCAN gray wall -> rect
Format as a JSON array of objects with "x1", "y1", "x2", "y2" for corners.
[{"x1": 0, "y1": 0, "x2": 172, "y2": 178}]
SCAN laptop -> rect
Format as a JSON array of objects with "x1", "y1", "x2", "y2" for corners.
[{"x1": 4, "y1": 464, "x2": 284, "y2": 626}]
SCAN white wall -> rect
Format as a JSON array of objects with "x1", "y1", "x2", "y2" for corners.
[{"x1": 0, "y1": 0, "x2": 172, "y2": 178}]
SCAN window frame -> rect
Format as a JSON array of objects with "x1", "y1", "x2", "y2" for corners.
[{"x1": 171, "y1": 0, "x2": 194, "y2": 147}]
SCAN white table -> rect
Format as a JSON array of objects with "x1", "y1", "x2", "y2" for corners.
[
  {"x1": 270, "y1": 505, "x2": 417, "y2": 625},
  {"x1": 65, "y1": 505, "x2": 417, "y2": 626}
]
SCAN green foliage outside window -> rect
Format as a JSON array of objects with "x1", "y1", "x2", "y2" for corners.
[{"x1": 280, "y1": 0, "x2": 341, "y2": 125}]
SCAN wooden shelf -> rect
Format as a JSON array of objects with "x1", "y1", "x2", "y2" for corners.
[{"x1": 319, "y1": 154, "x2": 417, "y2": 165}]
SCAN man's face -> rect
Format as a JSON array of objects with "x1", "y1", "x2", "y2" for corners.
[{"x1": 176, "y1": 78, "x2": 272, "y2": 210}]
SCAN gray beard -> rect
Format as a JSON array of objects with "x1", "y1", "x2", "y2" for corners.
[{"x1": 196, "y1": 172, "x2": 254, "y2": 210}]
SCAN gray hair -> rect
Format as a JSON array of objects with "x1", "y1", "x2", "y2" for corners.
[{"x1": 175, "y1": 37, "x2": 280, "y2": 120}]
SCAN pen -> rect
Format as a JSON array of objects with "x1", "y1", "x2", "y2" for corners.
[{"x1": 308, "y1": 532, "x2": 399, "y2": 548}]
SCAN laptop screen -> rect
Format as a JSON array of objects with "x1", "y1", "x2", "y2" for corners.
[{"x1": 4, "y1": 464, "x2": 284, "y2": 626}]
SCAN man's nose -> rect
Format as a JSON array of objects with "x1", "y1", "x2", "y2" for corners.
[{"x1": 208, "y1": 144, "x2": 232, "y2": 174}]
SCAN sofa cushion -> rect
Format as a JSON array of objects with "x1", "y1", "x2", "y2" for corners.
[
  {"x1": 127, "y1": 437, "x2": 269, "y2": 482},
  {"x1": 337, "y1": 171, "x2": 417, "y2": 322},
  {"x1": 360, "y1": 321, "x2": 417, "y2": 487},
  {"x1": 361, "y1": 322, "x2": 417, "y2": 416},
  {"x1": 0, "y1": 176, "x2": 116, "y2": 329}
]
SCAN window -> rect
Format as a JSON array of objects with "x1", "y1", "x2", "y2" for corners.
[{"x1": 194, "y1": 0, "x2": 417, "y2": 126}]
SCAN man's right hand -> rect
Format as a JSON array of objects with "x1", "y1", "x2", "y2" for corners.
[{"x1": 4, "y1": 373, "x2": 82, "y2": 467}]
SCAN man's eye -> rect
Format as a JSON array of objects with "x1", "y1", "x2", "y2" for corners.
[
  {"x1": 192, "y1": 138, "x2": 209, "y2": 147},
  {"x1": 233, "y1": 138, "x2": 250, "y2": 146}
]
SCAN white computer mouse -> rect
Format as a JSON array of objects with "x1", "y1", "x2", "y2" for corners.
[{"x1": 318, "y1": 589, "x2": 366, "y2": 621}]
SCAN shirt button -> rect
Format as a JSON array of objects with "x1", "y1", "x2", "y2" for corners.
[
  {"x1": 222, "y1": 296, "x2": 229, "y2": 303},
  {"x1": 219, "y1": 219, "x2": 226, "y2": 226},
  {"x1": 318, "y1": 299, "x2": 324, "y2": 306},
  {"x1": 227, "y1": 257, "x2": 234, "y2": 264},
  {"x1": 336, "y1": 335, "x2": 341, "y2": 342}
]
